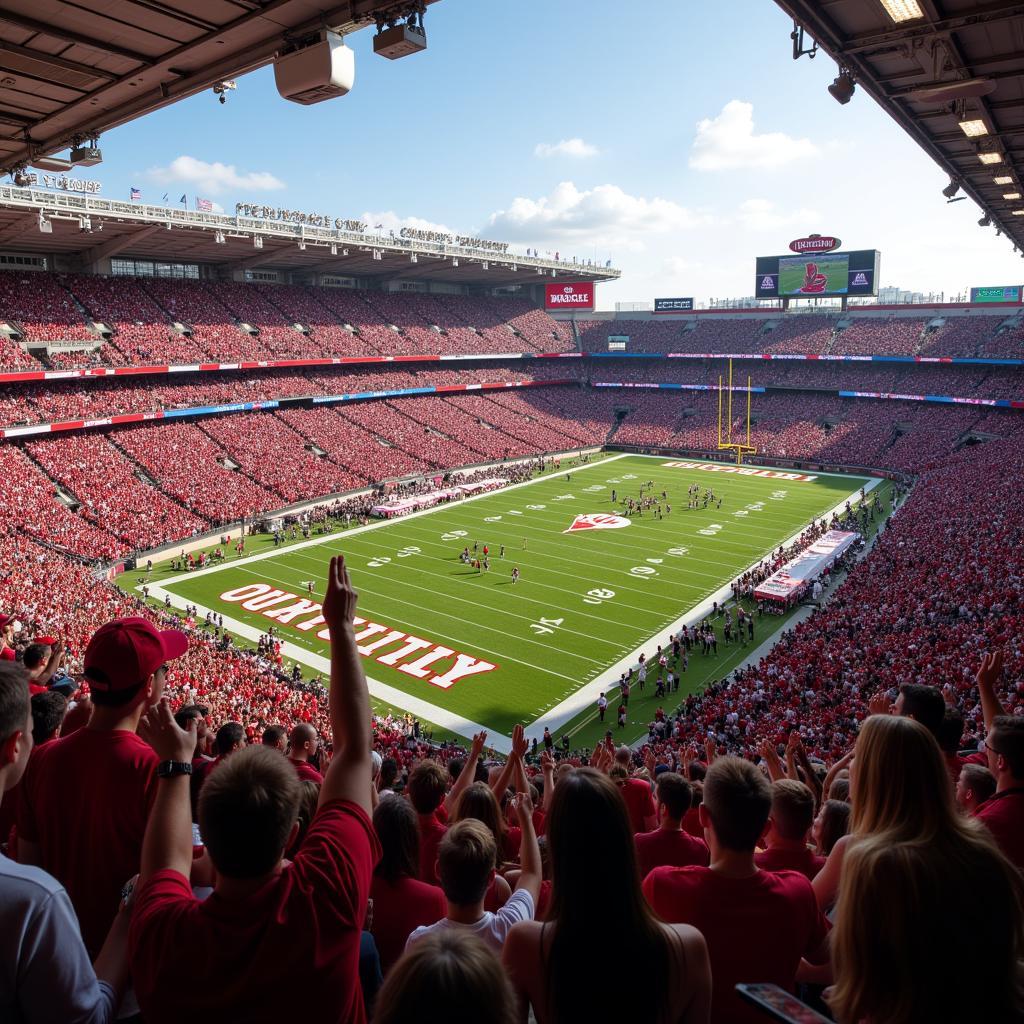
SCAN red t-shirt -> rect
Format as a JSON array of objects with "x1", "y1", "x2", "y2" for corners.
[
  {"x1": 130, "y1": 799, "x2": 379, "y2": 1024},
  {"x1": 620, "y1": 778, "x2": 656, "y2": 833},
  {"x1": 682, "y1": 806, "x2": 703, "y2": 838},
  {"x1": 370, "y1": 874, "x2": 446, "y2": 974},
  {"x1": 643, "y1": 866, "x2": 830, "y2": 1024},
  {"x1": 417, "y1": 812, "x2": 448, "y2": 884},
  {"x1": 755, "y1": 845, "x2": 826, "y2": 881},
  {"x1": 18, "y1": 726, "x2": 158, "y2": 957},
  {"x1": 635, "y1": 827, "x2": 710, "y2": 878},
  {"x1": 535, "y1": 878, "x2": 553, "y2": 921},
  {"x1": 288, "y1": 757, "x2": 324, "y2": 784},
  {"x1": 975, "y1": 786, "x2": 1024, "y2": 871}
]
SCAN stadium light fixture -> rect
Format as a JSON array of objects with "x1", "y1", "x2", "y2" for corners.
[
  {"x1": 1004, "y1": 193, "x2": 1022, "y2": 200},
  {"x1": 298, "y1": 241, "x2": 306, "y2": 250},
  {"x1": 978, "y1": 213, "x2": 992, "y2": 227},
  {"x1": 330, "y1": 244, "x2": 337, "y2": 255},
  {"x1": 828, "y1": 70, "x2": 855, "y2": 105},
  {"x1": 978, "y1": 152, "x2": 1002, "y2": 165},
  {"x1": 452, "y1": 258, "x2": 458, "y2": 267},
  {"x1": 1013, "y1": 210, "x2": 1024, "y2": 216},
  {"x1": 878, "y1": 0, "x2": 923, "y2": 23},
  {"x1": 253, "y1": 236, "x2": 263, "y2": 249},
  {"x1": 958, "y1": 119, "x2": 988, "y2": 138},
  {"x1": 410, "y1": 253, "x2": 417, "y2": 263},
  {"x1": 941, "y1": 178, "x2": 961, "y2": 199},
  {"x1": 37, "y1": 212, "x2": 51, "y2": 234},
  {"x1": 995, "y1": 176, "x2": 1014, "y2": 185},
  {"x1": 214, "y1": 230, "x2": 226, "y2": 244}
]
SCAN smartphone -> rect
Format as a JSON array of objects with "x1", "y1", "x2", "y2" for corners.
[{"x1": 735, "y1": 984, "x2": 833, "y2": 1024}]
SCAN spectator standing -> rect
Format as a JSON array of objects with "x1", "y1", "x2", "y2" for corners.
[
  {"x1": 0, "y1": 660, "x2": 132, "y2": 1023},
  {"x1": 644, "y1": 758, "x2": 830, "y2": 1024},
  {"x1": 287, "y1": 723, "x2": 324, "y2": 783},
  {"x1": 17, "y1": 616, "x2": 187, "y2": 956},
  {"x1": 755, "y1": 780, "x2": 825, "y2": 880},
  {"x1": 128, "y1": 556, "x2": 379, "y2": 1024},
  {"x1": 634, "y1": 772, "x2": 710, "y2": 877}
]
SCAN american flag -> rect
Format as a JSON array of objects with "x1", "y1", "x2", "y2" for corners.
[
  {"x1": 196, "y1": 197, "x2": 213, "y2": 212},
  {"x1": 130, "y1": 187, "x2": 142, "y2": 202}
]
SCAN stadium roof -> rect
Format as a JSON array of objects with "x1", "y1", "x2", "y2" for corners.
[
  {"x1": 776, "y1": 0, "x2": 1024, "y2": 254},
  {"x1": 0, "y1": 0, "x2": 442, "y2": 172},
  {"x1": 0, "y1": 183, "x2": 620, "y2": 288}
]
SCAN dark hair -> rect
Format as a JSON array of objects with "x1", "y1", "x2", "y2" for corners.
[
  {"x1": 702, "y1": 756, "x2": 772, "y2": 852},
  {"x1": 198, "y1": 745, "x2": 299, "y2": 879},
  {"x1": 30, "y1": 691, "x2": 67, "y2": 745},
  {"x1": 379, "y1": 757, "x2": 399, "y2": 789},
  {"x1": 936, "y1": 707, "x2": 965, "y2": 755},
  {"x1": 898, "y1": 684, "x2": 945, "y2": 738},
  {"x1": 447, "y1": 757, "x2": 465, "y2": 782},
  {"x1": 453, "y1": 782, "x2": 506, "y2": 862},
  {"x1": 828, "y1": 776, "x2": 850, "y2": 803},
  {"x1": 0, "y1": 661, "x2": 30, "y2": 744},
  {"x1": 546, "y1": 768, "x2": 671, "y2": 1022},
  {"x1": 991, "y1": 716, "x2": 1024, "y2": 780},
  {"x1": 214, "y1": 721, "x2": 246, "y2": 756},
  {"x1": 655, "y1": 772, "x2": 692, "y2": 820},
  {"x1": 374, "y1": 931, "x2": 515, "y2": 1024},
  {"x1": 174, "y1": 705, "x2": 205, "y2": 731},
  {"x1": 261, "y1": 724, "x2": 287, "y2": 748},
  {"x1": 407, "y1": 760, "x2": 447, "y2": 814},
  {"x1": 816, "y1": 799, "x2": 851, "y2": 856},
  {"x1": 22, "y1": 643, "x2": 50, "y2": 671},
  {"x1": 89, "y1": 679, "x2": 145, "y2": 709},
  {"x1": 960, "y1": 764, "x2": 997, "y2": 806},
  {"x1": 373, "y1": 796, "x2": 421, "y2": 882}
]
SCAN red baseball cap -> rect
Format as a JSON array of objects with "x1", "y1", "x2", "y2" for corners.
[
  {"x1": 35, "y1": 635, "x2": 57, "y2": 646},
  {"x1": 0, "y1": 614, "x2": 11, "y2": 628},
  {"x1": 83, "y1": 617, "x2": 188, "y2": 692}
]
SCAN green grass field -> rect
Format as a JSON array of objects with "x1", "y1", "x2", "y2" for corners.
[
  {"x1": 778, "y1": 253, "x2": 849, "y2": 296},
  {"x1": 136, "y1": 454, "x2": 875, "y2": 751}
]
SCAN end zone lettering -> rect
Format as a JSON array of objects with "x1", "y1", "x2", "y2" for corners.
[
  {"x1": 662, "y1": 461, "x2": 818, "y2": 483},
  {"x1": 218, "y1": 583, "x2": 496, "y2": 689}
]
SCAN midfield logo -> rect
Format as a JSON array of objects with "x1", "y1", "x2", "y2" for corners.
[{"x1": 564, "y1": 513, "x2": 631, "y2": 533}]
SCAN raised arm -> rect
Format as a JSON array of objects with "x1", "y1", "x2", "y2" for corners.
[
  {"x1": 37, "y1": 639, "x2": 65, "y2": 687},
  {"x1": 822, "y1": 748, "x2": 854, "y2": 800},
  {"x1": 510, "y1": 791, "x2": 541, "y2": 905},
  {"x1": 137, "y1": 700, "x2": 198, "y2": 883},
  {"x1": 540, "y1": 749, "x2": 555, "y2": 812},
  {"x1": 444, "y1": 730, "x2": 487, "y2": 814},
  {"x1": 490, "y1": 724, "x2": 526, "y2": 800},
  {"x1": 794, "y1": 739, "x2": 823, "y2": 810},
  {"x1": 976, "y1": 650, "x2": 1006, "y2": 733},
  {"x1": 320, "y1": 555, "x2": 373, "y2": 814}
]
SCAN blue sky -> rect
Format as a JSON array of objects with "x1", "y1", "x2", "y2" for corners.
[{"x1": 85, "y1": 0, "x2": 1024, "y2": 307}]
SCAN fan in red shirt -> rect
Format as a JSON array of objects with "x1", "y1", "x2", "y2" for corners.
[
  {"x1": 972, "y1": 652, "x2": 1024, "y2": 872},
  {"x1": 611, "y1": 746, "x2": 657, "y2": 832},
  {"x1": 644, "y1": 757, "x2": 830, "y2": 1024},
  {"x1": 634, "y1": 772, "x2": 709, "y2": 878},
  {"x1": 17, "y1": 615, "x2": 188, "y2": 957},
  {"x1": 287, "y1": 722, "x2": 324, "y2": 783},
  {"x1": 755, "y1": 779, "x2": 825, "y2": 881},
  {"x1": 370, "y1": 796, "x2": 447, "y2": 974},
  {"x1": 129, "y1": 556, "x2": 380, "y2": 1024}
]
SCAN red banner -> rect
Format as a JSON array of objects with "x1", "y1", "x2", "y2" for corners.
[{"x1": 544, "y1": 281, "x2": 595, "y2": 310}]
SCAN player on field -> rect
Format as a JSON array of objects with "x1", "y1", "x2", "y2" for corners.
[
  {"x1": 511, "y1": 567, "x2": 520, "y2": 585},
  {"x1": 500, "y1": 544, "x2": 505, "y2": 558}
]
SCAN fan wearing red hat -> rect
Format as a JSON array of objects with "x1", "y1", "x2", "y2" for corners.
[
  {"x1": 22, "y1": 636, "x2": 64, "y2": 695},
  {"x1": 0, "y1": 614, "x2": 16, "y2": 661},
  {"x1": 129, "y1": 557, "x2": 379, "y2": 1024},
  {"x1": 17, "y1": 616, "x2": 188, "y2": 959}
]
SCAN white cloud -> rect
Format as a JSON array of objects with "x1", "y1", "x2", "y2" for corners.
[
  {"x1": 690, "y1": 101, "x2": 818, "y2": 171},
  {"x1": 534, "y1": 138, "x2": 599, "y2": 159},
  {"x1": 359, "y1": 210, "x2": 455, "y2": 236},
  {"x1": 146, "y1": 155, "x2": 285, "y2": 195},
  {"x1": 487, "y1": 181, "x2": 710, "y2": 248},
  {"x1": 735, "y1": 198, "x2": 820, "y2": 231}
]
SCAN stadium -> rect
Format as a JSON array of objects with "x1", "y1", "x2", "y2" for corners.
[{"x1": 1, "y1": 1, "x2": 1023, "y2": 1022}]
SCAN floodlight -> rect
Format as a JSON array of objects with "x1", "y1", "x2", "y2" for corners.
[
  {"x1": 941, "y1": 178, "x2": 960, "y2": 199},
  {"x1": 978, "y1": 152, "x2": 1002, "y2": 165},
  {"x1": 958, "y1": 119, "x2": 988, "y2": 137},
  {"x1": 828, "y1": 71, "x2": 855, "y2": 105},
  {"x1": 978, "y1": 213, "x2": 992, "y2": 227},
  {"x1": 879, "y1": 0, "x2": 923, "y2": 23}
]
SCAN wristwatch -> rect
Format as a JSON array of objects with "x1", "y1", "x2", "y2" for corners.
[{"x1": 157, "y1": 760, "x2": 194, "y2": 778}]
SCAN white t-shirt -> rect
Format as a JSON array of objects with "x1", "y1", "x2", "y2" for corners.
[{"x1": 405, "y1": 888, "x2": 535, "y2": 954}]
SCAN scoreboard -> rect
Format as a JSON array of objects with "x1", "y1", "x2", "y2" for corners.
[{"x1": 756, "y1": 249, "x2": 880, "y2": 300}]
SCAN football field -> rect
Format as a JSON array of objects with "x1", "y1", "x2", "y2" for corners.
[{"x1": 143, "y1": 454, "x2": 874, "y2": 752}]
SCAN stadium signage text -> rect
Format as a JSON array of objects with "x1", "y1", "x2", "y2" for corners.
[
  {"x1": 544, "y1": 282, "x2": 595, "y2": 311},
  {"x1": 399, "y1": 227, "x2": 510, "y2": 253},
  {"x1": 662, "y1": 461, "x2": 818, "y2": 482},
  {"x1": 654, "y1": 297, "x2": 694, "y2": 312},
  {"x1": 17, "y1": 172, "x2": 102, "y2": 194},
  {"x1": 788, "y1": 235, "x2": 840, "y2": 254},
  {"x1": 235, "y1": 203, "x2": 366, "y2": 232},
  {"x1": 564, "y1": 513, "x2": 631, "y2": 533},
  {"x1": 218, "y1": 583, "x2": 496, "y2": 689}
]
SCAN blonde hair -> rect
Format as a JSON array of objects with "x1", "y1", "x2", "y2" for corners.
[
  {"x1": 850, "y1": 715, "x2": 952, "y2": 839},
  {"x1": 832, "y1": 714, "x2": 1024, "y2": 1023}
]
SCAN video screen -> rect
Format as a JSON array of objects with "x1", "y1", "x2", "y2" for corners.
[{"x1": 778, "y1": 253, "x2": 850, "y2": 296}]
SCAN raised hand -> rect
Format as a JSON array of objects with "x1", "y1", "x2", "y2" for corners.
[
  {"x1": 976, "y1": 650, "x2": 1004, "y2": 694},
  {"x1": 867, "y1": 690, "x2": 892, "y2": 717},
  {"x1": 470, "y1": 730, "x2": 487, "y2": 762},
  {"x1": 138, "y1": 698, "x2": 197, "y2": 763},
  {"x1": 322, "y1": 555, "x2": 358, "y2": 633},
  {"x1": 510, "y1": 789, "x2": 534, "y2": 824},
  {"x1": 511, "y1": 723, "x2": 528, "y2": 760}
]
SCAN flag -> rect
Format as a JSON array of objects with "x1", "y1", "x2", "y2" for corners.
[
  {"x1": 162, "y1": 193, "x2": 169, "y2": 202},
  {"x1": 374, "y1": 223, "x2": 383, "y2": 229},
  {"x1": 179, "y1": 194, "x2": 186, "y2": 205},
  {"x1": 130, "y1": 187, "x2": 142, "y2": 202},
  {"x1": 196, "y1": 197, "x2": 213, "y2": 212}
]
